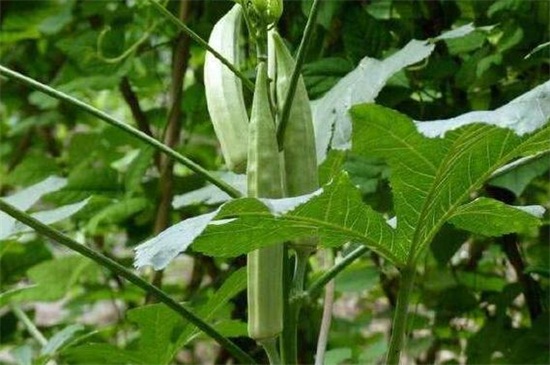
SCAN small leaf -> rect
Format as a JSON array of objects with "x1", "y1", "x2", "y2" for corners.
[
  {"x1": 120, "y1": 268, "x2": 247, "y2": 364},
  {"x1": 434, "y1": 23, "x2": 476, "y2": 41},
  {"x1": 13, "y1": 256, "x2": 95, "y2": 302},
  {"x1": 125, "y1": 147, "x2": 155, "y2": 194},
  {"x1": 86, "y1": 197, "x2": 149, "y2": 233},
  {"x1": 41, "y1": 324, "x2": 85, "y2": 357},
  {"x1": 134, "y1": 209, "x2": 220, "y2": 270},
  {"x1": 10, "y1": 198, "x2": 90, "y2": 237},
  {"x1": 0, "y1": 176, "x2": 67, "y2": 239},
  {"x1": 489, "y1": 154, "x2": 550, "y2": 196},
  {"x1": 449, "y1": 197, "x2": 544, "y2": 236}
]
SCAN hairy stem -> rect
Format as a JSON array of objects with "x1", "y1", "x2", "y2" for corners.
[
  {"x1": 0, "y1": 199, "x2": 256, "y2": 365},
  {"x1": 0, "y1": 65, "x2": 241, "y2": 198},
  {"x1": 386, "y1": 266, "x2": 416, "y2": 365}
]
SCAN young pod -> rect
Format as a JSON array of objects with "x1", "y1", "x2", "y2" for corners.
[
  {"x1": 271, "y1": 31, "x2": 318, "y2": 248},
  {"x1": 271, "y1": 31, "x2": 319, "y2": 197},
  {"x1": 204, "y1": 4, "x2": 249, "y2": 172},
  {"x1": 247, "y1": 62, "x2": 284, "y2": 340}
]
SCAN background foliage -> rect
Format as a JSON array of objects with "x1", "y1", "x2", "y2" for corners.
[{"x1": 1, "y1": 0, "x2": 548, "y2": 364}]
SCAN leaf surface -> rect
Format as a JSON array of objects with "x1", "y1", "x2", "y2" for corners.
[{"x1": 351, "y1": 104, "x2": 548, "y2": 262}]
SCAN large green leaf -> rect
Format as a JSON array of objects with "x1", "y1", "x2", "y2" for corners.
[
  {"x1": 351, "y1": 104, "x2": 548, "y2": 263},
  {"x1": 136, "y1": 172, "x2": 401, "y2": 269},
  {"x1": 194, "y1": 172, "x2": 401, "y2": 263},
  {"x1": 136, "y1": 102, "x2": 547, "y2": 270}
]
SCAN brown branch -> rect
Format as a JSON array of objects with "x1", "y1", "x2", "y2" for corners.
[
  {"x1": 38, "y1": 125, "x2": 60, "y2": 157},
  {"x1": 501, "y1": 233, "x2": 542, "y2": 320},
  {"x1": 119, "y1": 76, "x2": 155, "y2": 139},
  {"x1": 7, "y1": 130, "x2": 34, "y2": 172},
  {"x1": 147, "y1": 0, "x2": 192, "y2": 303},
  {"x1": 486, "y1": 186, "x2": 543, "y2": 321}
]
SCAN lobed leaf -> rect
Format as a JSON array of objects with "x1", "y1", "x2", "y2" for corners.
[
  {"x1": 351, "y1": 104, "x2": 548, "y2": 263},
  {"x1": 448, "y1": 197, "x2": 544, "y2": 236}
]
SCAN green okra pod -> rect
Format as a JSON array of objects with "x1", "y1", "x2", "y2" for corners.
[{"x1": 247, "y1": 62, "x2": 284, "y2": 340}]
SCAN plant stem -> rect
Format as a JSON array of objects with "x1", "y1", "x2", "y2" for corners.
[
  {"x1": 307, "y1": 245, "x2": 369, "y2": 298},
  {"x1": 285, "y1": 246, "x2": 313, "y2": 364},
  {"x1": 148, "y1": 0, "x2": 254, "y2": 92},
  {"x1": 314, "y1": 249, "x2": 335, "y2": 365},
  {"x1": 11, "y1": 305, "x2": 48, "y2": 346},
  {"x1": 0, "y1": 65, "x2": 241, "y2": 199},
  {"x1": 280, "y1": 244, "x2": 292, "y2": 364},
  {"x1": 260, "y1": 338, "x2": 281, "y2": 364},
  {"x1": 0, "y1": 200, "x2": 256, "y2": 365},
  {"x1": 147, "y1": 0, "x2": 191, "y2": 304},
  {"x1": 276, "y1": 0, "x2": 322, "y2": 150},
  {"x1": 315, "y1": 279, "x2": 334, "y2": 365},
  {"x1": 386, "y1": 266, "x2": 416, "y2": 365}
]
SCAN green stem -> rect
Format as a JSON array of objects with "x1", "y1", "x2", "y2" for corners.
[
  {"x1": 260, "y1": 337, "x2": 281, "y2": 365},
  {"x1": 285, "y1": 246, "x2": 313, "y2": 364},
  {"x1": 280, "y1": 244, "x2": 292, "y2": 364},
  {"x1": 386, "y1": 266, "x2": 416, "y2": 365},
  {"x1": 276, "y1": 0, "x2": 322, "y2": 150},
  {"x1": 0, "y1": 200, "x2": 256, "y2": 365},
  {"x1": 11, "y1": 305, "x2": 48, "y2": 346},
  {"x1": 307, "y1": 245, "x2": 368, "y2": 298},
  {"x1": 147, "y1": 0, "x2": 254, "y2": 92},
  {"x1": 0, "y1": 65, "x2": 241, "y2": 199}
]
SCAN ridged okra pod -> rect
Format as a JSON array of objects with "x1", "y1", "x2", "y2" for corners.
[
  {"x1": 247, "y1": 62, "x2": 284, "y2": 340},
  {"x1": 271, "y1": 32, "x2": 319, "y2": 198},
  {"x1": 204, "y1": 4, "x2": 249, "y2": 172}
]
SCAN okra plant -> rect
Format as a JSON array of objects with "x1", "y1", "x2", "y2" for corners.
[{"x1": 1, "y1": 0, "x2": 548, "y2": 364}]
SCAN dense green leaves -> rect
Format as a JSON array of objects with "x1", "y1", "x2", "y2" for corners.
[{"x1": 2, "y1": 1, "x2": 548, "y2": 364}]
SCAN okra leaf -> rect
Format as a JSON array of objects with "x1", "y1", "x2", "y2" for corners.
[
  {"x1": 134, "y1": 209, "x2": 220, "y2": 270},
  {"x1": 488, "y1": 153, "x2": 550, "y2": 196},
  {"x1": 448, "y1": 197, "x2": 545, "y2": 236},
  {"x1": 415, "y1": 80, "x2": 550, "y2": 138},
  {"x1": 312, "y1": 24, "x2": 478, "y2": 163},
  {"x1": 193, "y1": 173, "x2": 403, "y2": 265},
  {"x1": 135, "y1": 172, "x2": 403, "y2": 269},
  {"x1": 351, "y1": 104, "x2": 549, "y2": 263}
]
